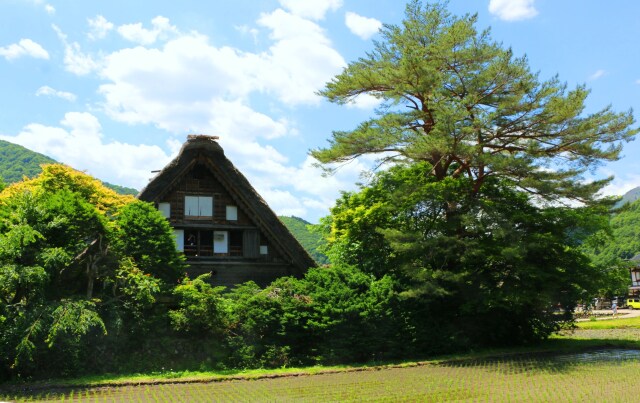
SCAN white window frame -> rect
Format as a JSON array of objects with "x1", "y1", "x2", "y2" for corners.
[
  {"x1": 214, "y1": 231, "x2": 228, "y2": 254},
  {"x1": 226, "y1": 205, "x2": 238, "y2": 221},
  {"x1": 185, "y1": 196, "x2": 213, "y2": 217}
]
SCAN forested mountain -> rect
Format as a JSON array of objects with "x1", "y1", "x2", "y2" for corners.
[
  {"x1": 0, "y1": 139, "x2": 57, "y2": 183},
  {"x1": 617, "y1": 186, "x2": 640, "y2": 208},
  {"x1": 0, "y1": 140, "x2": 138, "y2": 195},
  {"x1": 590, "y1": 198, "x2": 640, "y2": 263},
  {"x1": 279, "y1": 216, "x2": 329, "y2": 265}
]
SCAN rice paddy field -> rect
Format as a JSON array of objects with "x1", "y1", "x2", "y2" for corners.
[{"x1": 4, "y1": 315, "x2": 640, "y2": 402}]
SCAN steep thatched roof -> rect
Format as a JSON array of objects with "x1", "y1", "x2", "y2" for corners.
[{"x1": 138, "y1": 135, "x2": 316, "y2": 274}]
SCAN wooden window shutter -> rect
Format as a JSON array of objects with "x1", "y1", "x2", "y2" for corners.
[{"x1": 243, "y1": 229, "x2": 259, "y2": 258}]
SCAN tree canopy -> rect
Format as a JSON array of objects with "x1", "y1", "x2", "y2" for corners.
[
  {"x1": 313, "y1": 1, "x2": 637, "y2": 206},
  {"x1": 0, "y1": 164, "x2": 184, "y2": 378},
  {"x1": 313, "y1": 0, "x2": 636, "y2": 345}
]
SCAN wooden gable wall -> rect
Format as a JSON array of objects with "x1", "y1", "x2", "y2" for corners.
[{"x1": 156, "y1": 160, "x2": 284, "y2": 263}]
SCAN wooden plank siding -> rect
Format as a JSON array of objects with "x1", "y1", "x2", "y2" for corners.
[{"x1": 156, "y1": 162, "x2": 286, "y2": 264}]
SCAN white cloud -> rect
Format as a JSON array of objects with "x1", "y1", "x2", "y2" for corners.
[
  {"x1": 0, "y1": 39, "x2": 49, "y2": 61},
  {"x1": 53, "y1": 25, "x2": 101, "y2": 75},
  {"x1": 235, "y1": 25, "x2": 259, "y2": 44},
  {"x1": 257, "y1": 9, "x2": 345, "y2": 105},
  {"x1": 117, "y1": 16, "x2": 178, "y2": 45},
  {"x1": 88, "y1": 15, "x2": 114, "y2": 40},
  {"x1": 22, "y1": 0, "x2": 54, "y2": 14},
  {"x1": 46, "y1": 9, "x2": 354, "y2": 221},
  {"x1": 278, "y1": 0, "x2": 343, "y2": 20},
  {"x1": 99, "y1": 9, "x2": 345, "y2": 126},
  {"x1": 589, "y1": 69, "x2": 606, "y2": 81},
  {"x1": 489, "y1": 0, "x2": 538, "y2": 21},
  {"x1": 346, "y1": 93, "x2": 382, "y2": 110},
  {"x1": 0, "y1": 112, "x2": 172, "y2": 189},
  {"x1": 345, "y1": 11, "x2": 381, "y2": 40},
  {"x1": 35, "y1": 85, "x2": 77, "y2": 102}
]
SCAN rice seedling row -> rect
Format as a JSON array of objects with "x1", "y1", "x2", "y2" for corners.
[{"x1": 7, "y1": 349, "x2": 640, "y2": 402}]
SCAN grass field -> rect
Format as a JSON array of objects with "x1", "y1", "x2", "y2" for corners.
[{"x1": 4, "y1": 316, "x2": 640, "y2": 402}]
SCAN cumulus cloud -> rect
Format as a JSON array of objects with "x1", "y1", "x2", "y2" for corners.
[
  {"x1": 53, "y1": 25, "x2": 101, "y2": 75},
  {"x1": 0, "y1": 39, "x2": 49, "y2": 61},
  {"x1": 489, "y1": 0, "x2": 538, "y2": 21},
  {"x1": 257, "y1": 9, "x2": 345, "y2": 105},
  {"x1": 278, "y1": 0, "x2": 343, "y2": 20},
  {"x1": 35, "y1": 86, "x2": 77, "y2": 102},
  {"x1": 99, "y1": 9, "x2": 345, "y2": 128},
  {"x1": 345, "y1": 11, "x2": 382, "y2": 40},
  {"x1": 0, "y1": 112, "x2": 172, "y2": 189},
  {"x1": 117, "y1": 16, "x2": 179, "y2": 45},
  {"x1": 40, "y1": 8, "x2": 356, "y2": 220},
  {"x1": 88, "y1": 15, "x2": 114, "y2": 40}
]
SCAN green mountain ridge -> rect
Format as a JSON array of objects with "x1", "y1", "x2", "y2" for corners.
[
  {"x1": 0, "y1": 139, "x2": 139, "y2": 195},
  {"x1": 279, "y1": 215, "x2": 329, "y2": 265}
]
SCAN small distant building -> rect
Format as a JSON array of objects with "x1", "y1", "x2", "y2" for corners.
[
  {"x1": 138, "y1": 135, "x2": 315, "y2": 287},
  {"x1": 629, "y1": 254, "x2": 640, "y2": 296}
]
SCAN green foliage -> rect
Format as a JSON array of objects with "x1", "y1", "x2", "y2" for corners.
[
  {"x1": 321, "y1": 163, "x2": 610, "y2": 347},
  {"x1": 169, "y1": 274, "x2": 227, "y2": 336},
  {"x1": 583, "y1": 198, "x2": 640, "y2": 296},
  {"x1": 588, "y1": 200, "x2": 640, "y2": 263},
  {"x1": 0, "y1": 166, "x2": 181, "y2": 379},
  {"x1": 309, "y1": 0, "x2": 636, "y2": 350},
  {"x1": 213, "y1": 265, "x2": 400, "y2": 368},
  {"x1": 112, "y1": 201, "x2": 185, "y2": 286},
  {"x1": 279, "y1": 216, "x2": 329, "y2": 264}
]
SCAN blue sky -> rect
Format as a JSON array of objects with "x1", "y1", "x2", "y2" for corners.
[{"x1": 1, "y1": 0, "x2": 639, "y2": 223}]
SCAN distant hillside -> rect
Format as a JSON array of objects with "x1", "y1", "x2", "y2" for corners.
[
  {"x1": 617, "y1": 186, "x2": 640, "y2": 208},
  {"x1": 0, "y1": 140, "x2": 139, "y2": 195},
  {"x1": 0, "y1": 139, "x2": 57, "y2": 183},
  {"x1": 279, "y1": 216, "x2": 329, "y2": 265}
]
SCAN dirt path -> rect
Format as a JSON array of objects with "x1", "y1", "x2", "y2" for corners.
[{"x1": 576, "y1": 309, "x2": 640, "y2": 322}]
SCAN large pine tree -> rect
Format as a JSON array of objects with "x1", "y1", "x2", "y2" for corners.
[{"x1": 313, "y1": 1, "x2": 637, "y2": 206}]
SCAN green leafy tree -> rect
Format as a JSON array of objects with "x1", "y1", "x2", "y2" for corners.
[
  {"x1": 323, "y1": 164, "x2": 611, "y2": 346},
  {"x1": 313, "y1": 1, "x2": 636, "y2": 207},
  {"x1": 169, "y1": 273, "x2": 228, "y2": 336},
  {"x1": 112, "y1": 201, "x2": 185, "y2": 286},
  {"x1": 0, "y1": 165, "x2": 178, "y2": 378},
  {"x1": 311, "y1": 0, "x2": 636, "y2": 346},
  {"x1": 0, "y1": 189, "x2": 108, "y2": 376}
]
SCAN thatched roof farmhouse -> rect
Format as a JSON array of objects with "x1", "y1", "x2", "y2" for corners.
[{"x1": 138, "y1": 135, "x2": 315, "y2": 287}]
